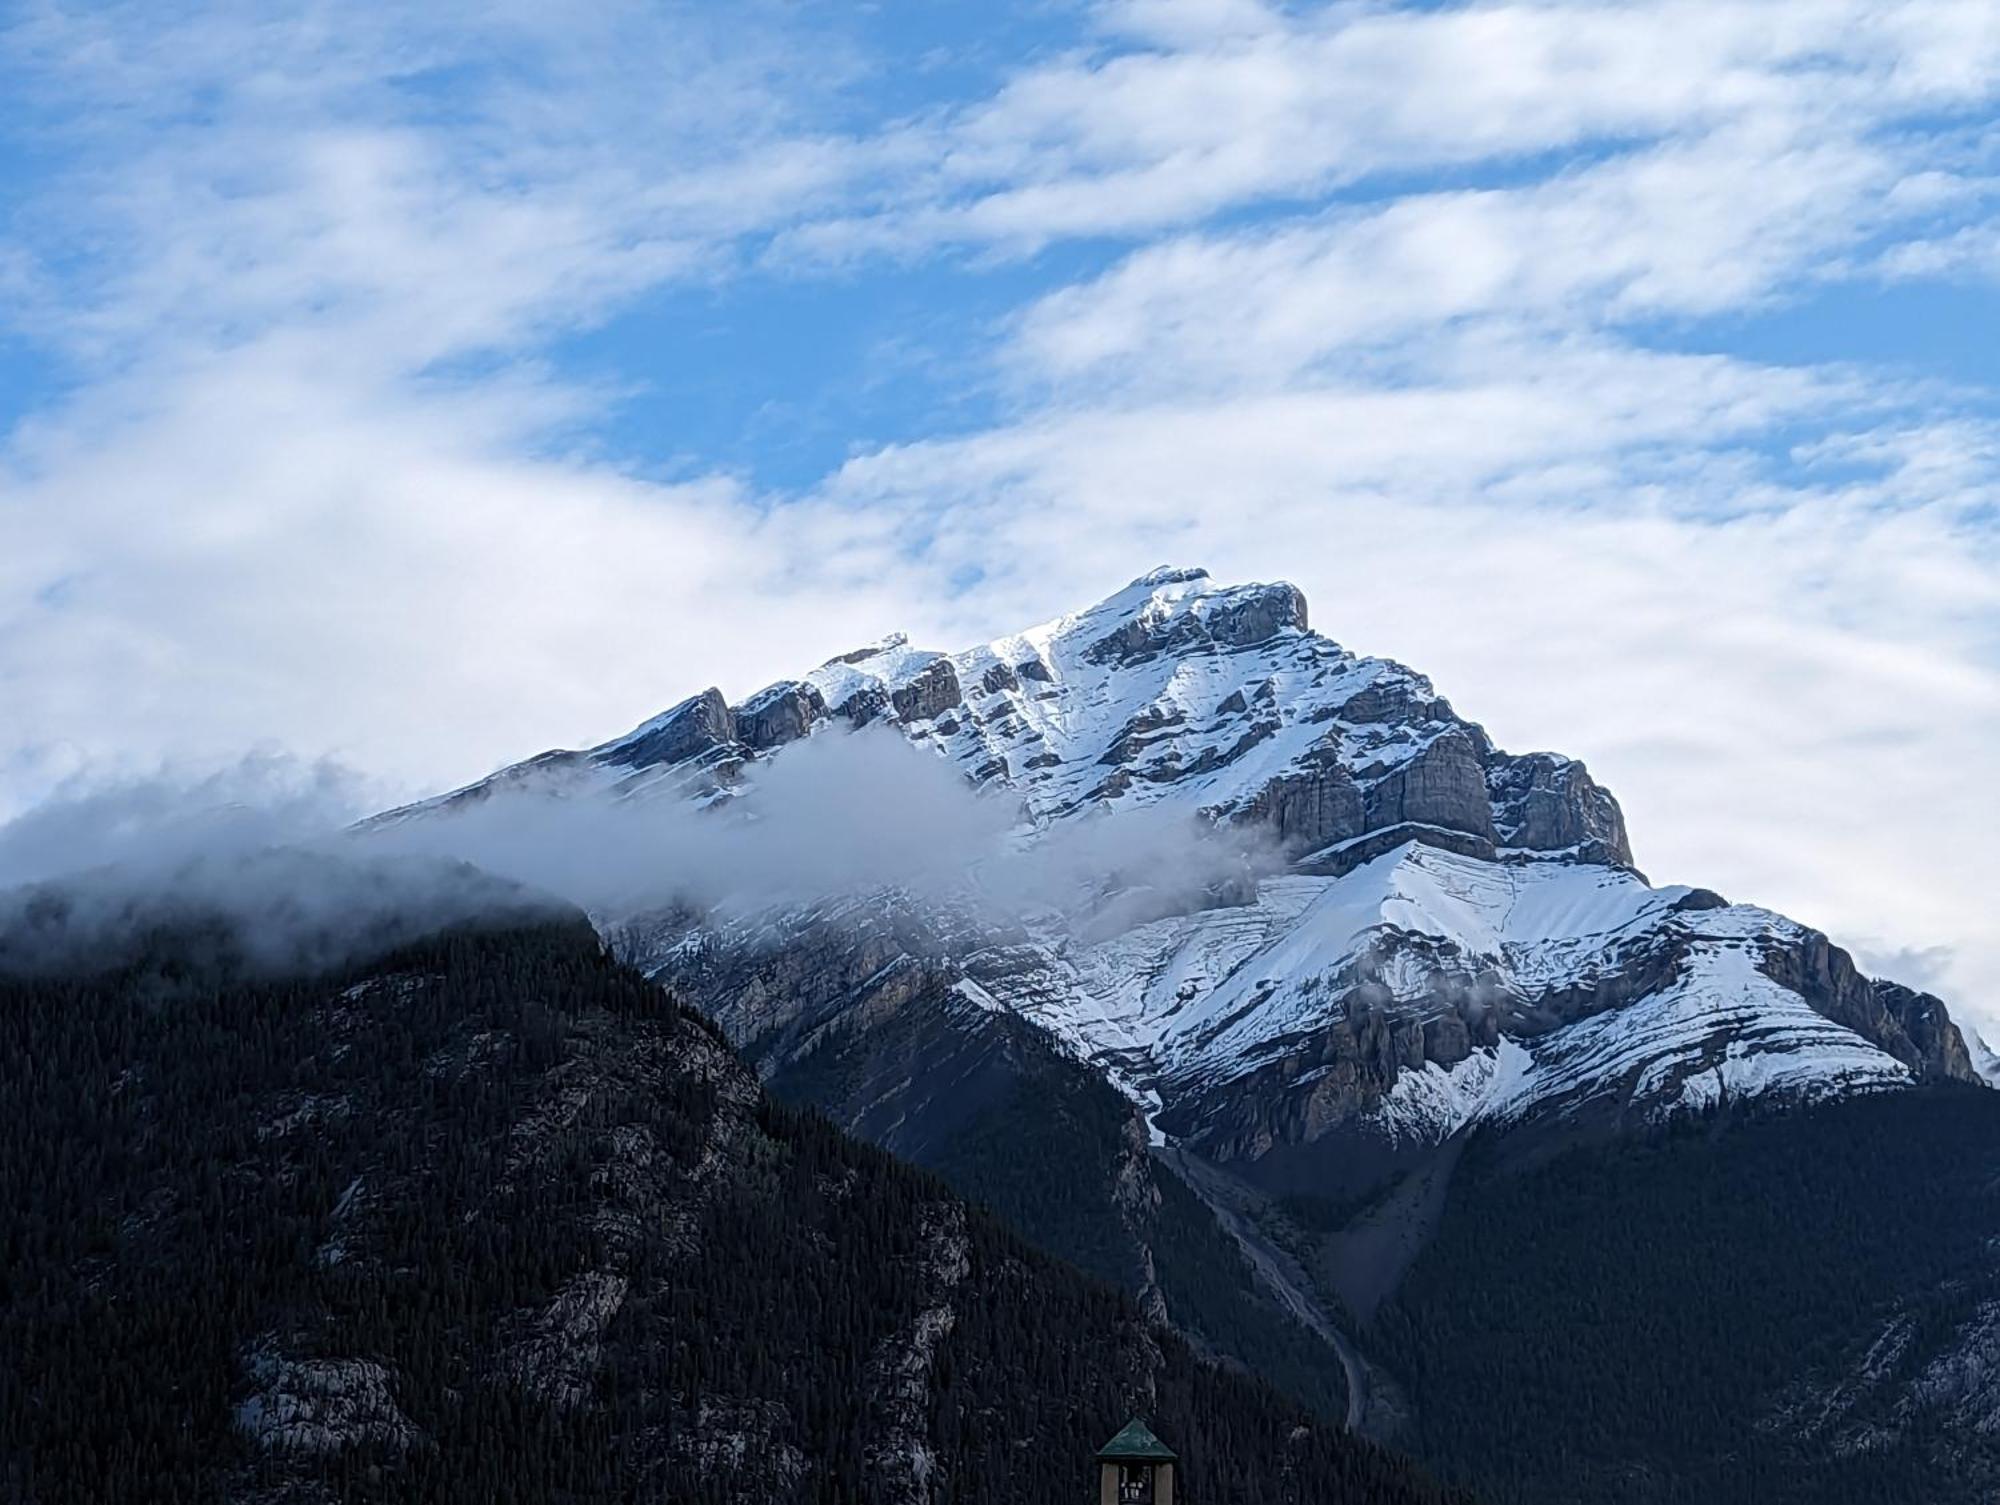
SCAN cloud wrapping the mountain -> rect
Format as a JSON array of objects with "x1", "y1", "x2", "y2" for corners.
[
  {"x1": 0, "y1": 755, "x2": 551, "y2": 976},
  {"x1": 366, "y1": 728, "x2": 1269, "y2": 927},
  {"x1": 0, "y1": 735, "x2": 1264, "y2": 973}
]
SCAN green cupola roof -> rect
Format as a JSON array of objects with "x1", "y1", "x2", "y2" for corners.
[{"x1": 1096, "y1": 1417, "x2": 1177, "y2": 1463}]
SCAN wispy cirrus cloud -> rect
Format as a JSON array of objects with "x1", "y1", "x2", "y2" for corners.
[
  {"x1": 1005, "y1": 125, "x2": 1935, "y2": 396},
  {"x1": 782, "y1": 0, "x2": 2000, "y2": 259}
]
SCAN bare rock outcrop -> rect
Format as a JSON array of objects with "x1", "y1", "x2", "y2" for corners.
[
  {"x1": 733, "y1": 680, "x2": 827, "y2": 751},
  {"x1": 1487, "y1": 751, "x2": 1633, "y2": 865}
]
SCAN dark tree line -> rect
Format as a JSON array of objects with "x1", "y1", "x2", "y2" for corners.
[
  {"x1": 1374, "y1": 1087, "x2": 2000, "y2": 1505},
  {"x1": 0, "y1": 914, "x2": 1465, "y2": 1505}
]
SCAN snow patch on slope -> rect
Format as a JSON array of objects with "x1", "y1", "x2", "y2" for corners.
[
  {"x1": 973, "y1": 842, "x2": 1914, "y2": 1135},
  {"x1": 806, "y1": 635, "x2": 946, "y2": 716},
  {"x1": 1040, "y1": 843, "x2": 1685, "y2": 1089},
  {"x1": 1365, "y1": 1047, "x2": 1508, "y2": 1146},
  {"x1": 1493, "y1": 927, "x2": 1910, "y2": 1123},
  {"x1": 926, "y1": 571, "x2": 1439, "y2": 827}
]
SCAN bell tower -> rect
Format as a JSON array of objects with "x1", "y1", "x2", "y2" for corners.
[{"x1": 1096, "y1": 1417, "x2": 1176, "y2": 1505}]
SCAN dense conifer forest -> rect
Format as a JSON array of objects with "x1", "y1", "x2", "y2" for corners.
[
  {"x1": 1376, "y1": 1088, "x2": 2000, "y2": 1504},
  {"x1": 0, "y1": 911, "x2": 1464, "y2": 1504}
]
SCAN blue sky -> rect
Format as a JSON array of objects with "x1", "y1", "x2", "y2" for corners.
[{"x1": 1, "y1": 0, "x2": 1997, "y2": 1018}]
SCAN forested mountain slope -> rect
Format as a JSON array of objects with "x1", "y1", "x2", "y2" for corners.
[
  {"x1": 0, "y1": 914, "x2": 1464, "y2": 1505},
  {"x1": 767, "y1": 973, "x2": 1356, "y2": 1422},
  {"x1": 1373, "y1": 1087, "x2": 2000, "y2": 1504}
]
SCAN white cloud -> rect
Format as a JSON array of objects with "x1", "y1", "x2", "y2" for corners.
[
  {"x1": 1009, "y1": 123, "x2": 1915, "y2": 397},
  {"x1": 782, "y1": 0, "x2": 2000, "y2": 259},
  {"x1": 0, "y1": 751, "x2": 365, "y2": 887},
  {"x1": 0, "y1": 342, "x2": 947, "y2": 809},
  {"x1": 1877, "y1": 222, "x2": 2000, "y2": 280},
  {"x1": 0, "y1": 731, "x2": 1254, "y2": 977},
  {"x1": 0, "y1": 0, "x2": 930, "y2": 808},
  {"x1": 1095, "y1": 0, "x2": 1286, "y2": 48}
]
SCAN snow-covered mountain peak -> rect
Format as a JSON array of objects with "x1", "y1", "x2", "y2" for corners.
[
  {"x1": 1129, "y1": 563, "x2": 1213, "y2": 589},
  {"x1": 827, "y1": 629, "x2": 910, "y2": 657},
  {"x1": 486, "y1": 565, "x2": 1626, "y2": 877},
  {"x1": 383, "y1": 568, "x2": 1980, "y2": 1164},
  {"x1": 1023, "y1": 564, "x2": 1311, "y2": 662}
]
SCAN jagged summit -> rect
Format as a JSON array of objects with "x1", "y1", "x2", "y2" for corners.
[
  {"x1": 1130, "y1": 564, "x2": 1211, "y2": 588},
  {"x1": 409, "y1": 568, "x2": 1629, "y2": 874},
  {"x1": 382, "y1": 568, "x2": 1977, "y2": 1163}
]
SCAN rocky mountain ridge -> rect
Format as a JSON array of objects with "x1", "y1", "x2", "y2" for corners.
[
  {"x1": 398, "y1": 566, "x2": 1973, "y2": 1173},
  {"x1": 408, "y1": 566, "x2": 1635, "y2": 871}
]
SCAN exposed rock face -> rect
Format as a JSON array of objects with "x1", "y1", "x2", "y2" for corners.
[
  {"x1": 836, "y1": 684, "x2": 892, "y2": 726},
  {"x1": 1759, "y1": 931, "x2": 1975, "y2": 1085},
  {"x1": 979, "y1": 660, "x2": 1019, "y2": 696},
  {"x1": 1907, "y1": 1301, "x2": 2000, "y2": 1440},
  {"x1": 890, "y1": 658, "x2": 962, "y2": 724},
  {"x1": 1156, "y1": 975, "x2": 1495, "y2": 1178},
  {"x1": 1361, "y1": 732, "x2": 1498, "y2": 846},
  {"x1": 630, "y1": 896, "x2": 966, "y2": 1074},
  {"x1": 234, "y1": 1345, "x2": 422, "y2": 1456},
  {"x1": 1874, "y1": 981, "x2": 1977, "y2": 1082},
  {"x1": 734, "y1": 680, "x2": 827, "y2": 751},
  {"x1": 1294, "y1": 822, "x2": 1496, "y2": 878},
  {"x1": 1487, "y1": 751, "x2": 1634, "y2": 865},
  {"x1": 1084, "y1": 576, "x2": 1306, "y2": 666},
  {"x1": 503, "y1": 1269, "x2": 632, "y2": 1411},
  {"x1": 601, "y1": 686, "x2": 736, "y2": 769},
  {"x1": 1229, "y1": 758, "x2": 1366, "y2": 852},
  {"x1": 860, "y1": 1205, "x2": 969, "y2": 1504},
  {"x1": 1208, "y1": 580, "x2": 1309, "y2": 645}
]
